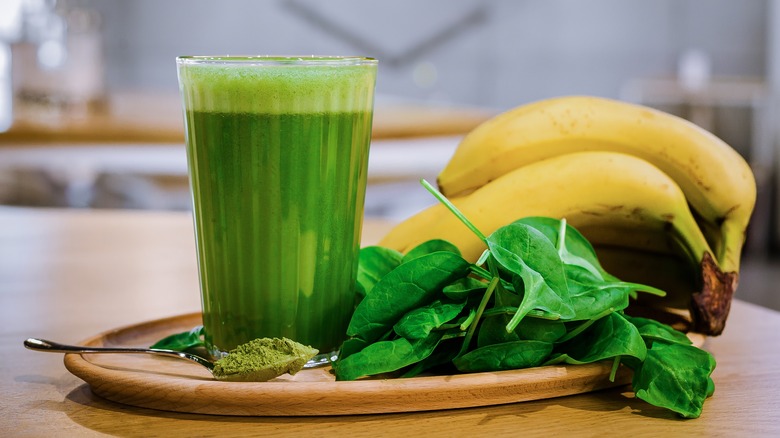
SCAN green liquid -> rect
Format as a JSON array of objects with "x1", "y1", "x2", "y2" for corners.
[
  {"x1": 186, "y1": 109, "x2": 372, "y2": 354},
  {"x1": 178, "y1": 58, "x2": 376, "y2": 356}
]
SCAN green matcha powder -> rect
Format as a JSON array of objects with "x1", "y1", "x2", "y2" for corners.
[{"x1": 212, "y1": 337, "x2": 319, "y2": 382}]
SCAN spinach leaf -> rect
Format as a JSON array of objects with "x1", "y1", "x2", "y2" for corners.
[
  {"x1": 630, "y1": 342, "x2": 716, "y2": 418},
  {"x1": 487, "y1": 223, "x2": 574, "y2": 329},
  {"x1": 339, "y1": 337, "x2": 370, "y2": 361},
  {"x1": 442, "y1": 277, "x2": 488, "y2": 300},
  {"x1": 565, "y1": 263, "x2": 609, "y2": 295},
  {"x1": 546, "y1": 312, "x2": 646, "y2": 365},
  {"x1": 566, "y1": 264, "x2": 631, "y2": 321},
  {"x1": 403, "y1": 239, "x2": 461, "y2": 263},
  {"x1": 346, "y1": 251, "x2": 470, "y2": 344},
  {"x1": 401, "y1": 336, "x2": 462, "y2": 378},
  {"x1": 566, "y1": 265, "x2": 665, "y2": 321},
  {"x1": 515, "y1": 317, "x2": 568, "y2": 343},
  {"x1": 356, "y1": 246, "x2": 403, "y2": 300},
  {"x1": 624, "y1": 315, "x2": 693, "y2": 347},
  {"x1": 453, "y1": 340, "x2": 553, "y2": 373},
  {"x1": 515, "y1": 216, "x2": 618, "y2": 282},
  {"x1": 342, "y1": 180, "x2": 716, "y2": 417},
  {"x1": 394, "y1": 299, "x2": 467, "y2": 340},
  {"x1": 149, "y1": 326, "x2": 204, "y2": 351},
  {"x1": 477, "y1": 314, "x2": 521, "y2": 347},
  {"x1": 334, "y1": 332, "x2": 444, "y2": 381}
]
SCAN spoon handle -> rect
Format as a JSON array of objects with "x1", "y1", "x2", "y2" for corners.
[
  {"x1": 25, "y1": 338, "x2": 157, "y2": 354},
  {"x1": 24, "y1": 337, "x2": 215, "y2": 370}
]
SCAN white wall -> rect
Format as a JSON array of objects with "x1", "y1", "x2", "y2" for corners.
[{"x1": 88, "y1": 0, "x2": 768, "y2": 110}]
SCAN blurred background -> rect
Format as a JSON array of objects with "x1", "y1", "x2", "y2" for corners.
[{"x1": 1, "y1": 0, "x2": 778, "y2": 309}]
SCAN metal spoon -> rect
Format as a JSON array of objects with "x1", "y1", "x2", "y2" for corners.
[{"x1": 24, "y1": 337, "x2": 216, "y2": 373}]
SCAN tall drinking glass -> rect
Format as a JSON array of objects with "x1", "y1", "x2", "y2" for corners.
[{"x1": 177, "y1": 56, "x2": 377, "y2": 363}]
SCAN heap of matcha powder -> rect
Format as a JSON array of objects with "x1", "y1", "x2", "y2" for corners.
[{"x1": 212, "y1": 337, "x2": 318, "y2": 382}]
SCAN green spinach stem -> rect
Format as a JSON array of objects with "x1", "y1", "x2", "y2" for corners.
[
  {"x1": 617, "y1": 281, "x2": 667, "y2": 297},
  {"x1": 469, "y1": 264, "x2": 492, "y2": 279},
  {"x1": 556, "y1": 217, "x2": 568, "y2": 256},
  {"x1": 458, "y1": 276, "x2": 499, "y2": 357},
  {"x1": 459, "y1": 308, "x2": 477, "y2": 331},
  {"x1": 609, "y1": 356, "x2": 622, "y2": 382},
  {"x1": 469, "y1": 264, "x2": 514, "y2": 290},
  {"x1": 557, "y1": 307, "x2": 616, "y2": 343},
  {"x1": 421, "y1": 179, "x2": 487, "y2": 242},
  {"x1": 482, "y1": 306, "x2": 561, "y2": 320}
]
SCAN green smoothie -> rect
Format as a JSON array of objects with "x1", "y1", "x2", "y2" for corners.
[{"x1": 177, "y1": 56, "x2": 377, "y2": 358}]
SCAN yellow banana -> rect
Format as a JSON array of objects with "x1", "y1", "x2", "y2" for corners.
[
  {"x1": 436, "y1": 95, "x2": 756, "y2": 274},
  {"x1": 381, "y1": 151, "x2": 736, "y2": 335},
  {"x1": 383, "y1": 151, "x2": 711, "y2": 264}
]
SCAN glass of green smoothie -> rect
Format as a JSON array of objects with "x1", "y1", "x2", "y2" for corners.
[{"x1": 176, "y1": 56, "x2": 377, "y2": 364}]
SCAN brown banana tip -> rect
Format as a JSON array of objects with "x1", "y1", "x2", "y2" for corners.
[{"x1": 690, "y1": 252, "x2": 738, "y2": 336}]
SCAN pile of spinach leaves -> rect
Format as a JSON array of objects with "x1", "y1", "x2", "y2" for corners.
[{"x1": 333, "y1": 180, "x2": 716, "y2": 419}]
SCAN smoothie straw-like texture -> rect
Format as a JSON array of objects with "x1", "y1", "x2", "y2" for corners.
[{"x1": 178, "y1": 57, "x2": 377, "y2": 114}]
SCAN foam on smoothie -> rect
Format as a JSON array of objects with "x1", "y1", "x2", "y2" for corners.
[{"x1": 178, "y1": 58, "x2": 377, "y2": 114}]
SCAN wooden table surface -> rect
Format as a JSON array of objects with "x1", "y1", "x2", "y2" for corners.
[{"x1": 2, "y1": 206, "x2": 779, "y2": 437}]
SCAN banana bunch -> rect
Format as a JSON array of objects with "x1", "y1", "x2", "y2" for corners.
[{"x1": 379, "y1": 96, "x2": 756, "y2": 336}]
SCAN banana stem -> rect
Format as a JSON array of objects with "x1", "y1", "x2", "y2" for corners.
[
  {"x1": 717, "y1": 218, "x2": 745, "y2": 274},
  {"x1": 691, "y1": 252, "x2": 738, "y2": 335}
]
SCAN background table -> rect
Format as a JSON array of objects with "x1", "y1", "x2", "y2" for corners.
[
  {"x1": 2, "y1": 207, "x2": 779, "y2": 437},
  {"x1": 0, "y1": 92, "x2": 493, "y2": 145}
]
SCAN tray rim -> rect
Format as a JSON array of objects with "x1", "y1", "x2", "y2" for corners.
[{"x1": 63, "y1": 312, "x2": 705, "y2": 417}]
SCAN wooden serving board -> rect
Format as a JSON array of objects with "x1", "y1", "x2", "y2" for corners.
[{"x1": 63, "y1": 313, "x2": 705, "y2": 417}]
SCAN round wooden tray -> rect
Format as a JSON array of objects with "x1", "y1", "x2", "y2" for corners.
[{"x1": 63, "y1": 312, "x2": 704, "y2": 416}]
